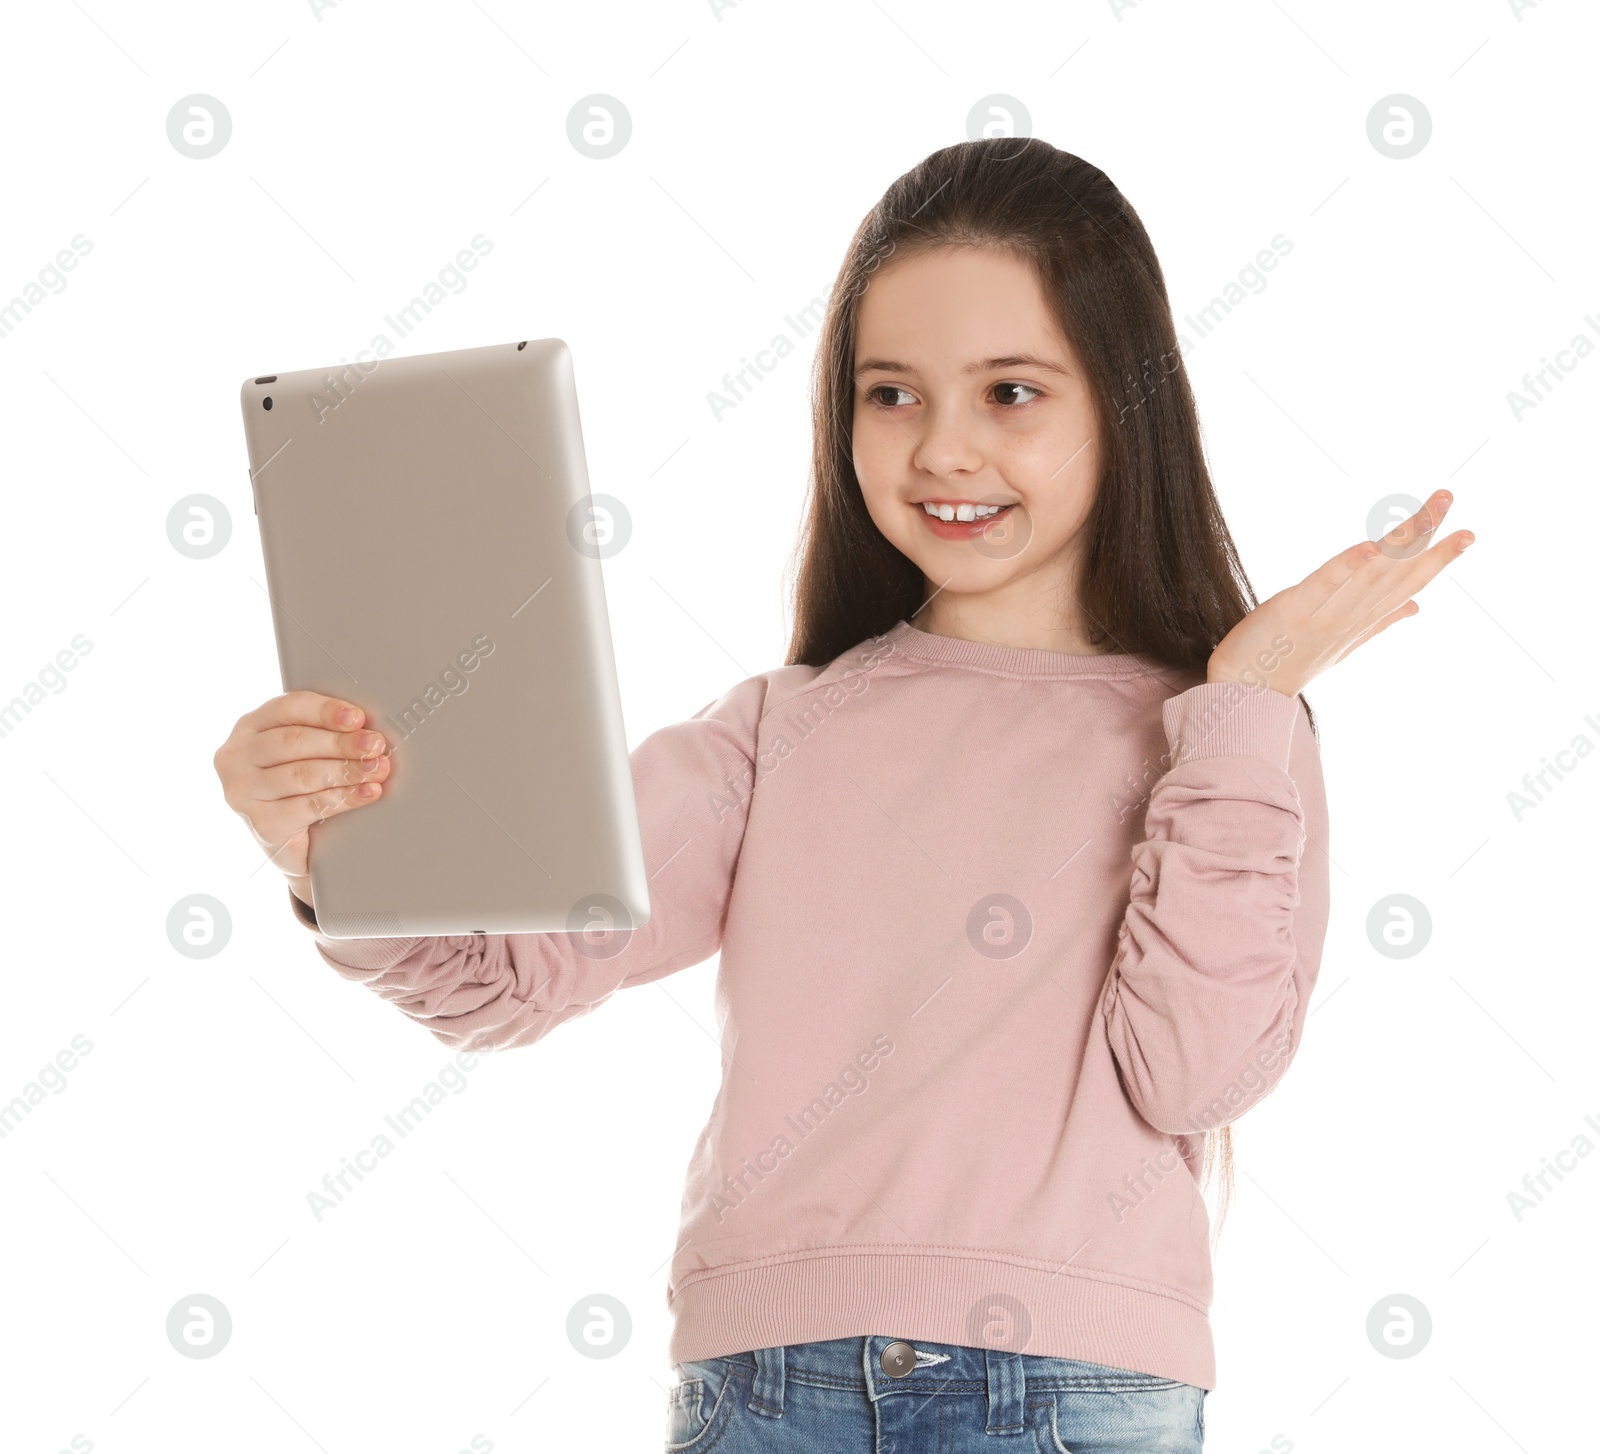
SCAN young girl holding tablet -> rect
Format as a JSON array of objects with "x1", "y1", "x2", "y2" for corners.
[{"x1": 216, "y1": 137, "x2": 1472, "y2": 1452}]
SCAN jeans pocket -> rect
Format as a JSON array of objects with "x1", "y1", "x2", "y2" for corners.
[
  {"x1": 665, "y1": 1358, "x2": 735, "y2": 1451},
  {"x1": 1043, "y1": 1382, "x2": 1206, "y2": 1454}
]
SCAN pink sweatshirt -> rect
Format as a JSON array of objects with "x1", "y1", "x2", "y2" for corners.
[{"x1": 288, "y1": 618, "x2": 1330, "y2": 1390}]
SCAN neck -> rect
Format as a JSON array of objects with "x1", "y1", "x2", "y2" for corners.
[{"x1": 916, "y1": 556, "x2": 1105, "y2": 655}]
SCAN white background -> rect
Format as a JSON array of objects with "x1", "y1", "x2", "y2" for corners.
[{"x1": 1, "y1": 2, "x2": 1593, "y2": 1452}]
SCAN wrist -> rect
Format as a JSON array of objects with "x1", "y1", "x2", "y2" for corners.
[
  {"x1": 1207, "y1": 628, "x2": 1301, "y2": 696},
  {"x1": 1206, "y1": 653, "x2": 1299, "y2": 697}
]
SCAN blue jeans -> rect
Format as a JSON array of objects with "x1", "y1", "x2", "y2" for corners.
[{"x1": 665, "y1": 1335, "x2": 1205, "y2": 1452}]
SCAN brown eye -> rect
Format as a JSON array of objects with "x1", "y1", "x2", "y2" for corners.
[
  {"x1": 867, "y1": 385, "x2": 912, "y2": 407},
  {"x1": 993, "y1": 382, "x2": 1042, "y2": 407}
]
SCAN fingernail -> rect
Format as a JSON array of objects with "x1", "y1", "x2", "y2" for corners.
[{"x1": 338, "y1": 707, "x2": 360, "y2": 726}]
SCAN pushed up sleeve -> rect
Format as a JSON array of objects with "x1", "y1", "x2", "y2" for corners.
[
  {"x1": 287, "y1": 671, "x2": 768, "y2": 1054},
  {"x1": 1100, "y1": 679, "x2": 1331, "y2": 1136}
]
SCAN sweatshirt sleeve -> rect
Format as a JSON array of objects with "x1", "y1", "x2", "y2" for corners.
[
  {"x1": 284, "y1": 670, "x2": 770, "y2": 1054},
  {"x1": 1100, "y1": 678, "x2": 1331, "y2": 1136}
]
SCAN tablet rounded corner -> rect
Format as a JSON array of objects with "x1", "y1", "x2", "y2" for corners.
[{"x1": 524, "y1": 335, "x2": 574, "y2": 384}]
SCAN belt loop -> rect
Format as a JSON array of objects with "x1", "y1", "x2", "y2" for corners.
[
  {"x1": 748, "y1": 1345, "x2": 786, "y2": 1419},
  {"x1": 984, "y1": 1347, "x2": 1025, "y2": 1434}
]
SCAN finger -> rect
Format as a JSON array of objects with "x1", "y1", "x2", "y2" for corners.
[
  {"x1": 246, "y1": 774, "x2": 386, "y2": 848},
  {"x1": 1320, "y1": 512, "x2": 1472, "y2": 627},
  {"x1": 249, "y1": 720, "x2": 389, "y2": 771},
  {"x1": 227, "y1": 691, "x2": 383, "y2": 769},
  {"x1": 1331, "y1": 600, "x2": 1419, "y2": 664},
  {"x1": 1361, "y1": 527, "x2": 1475, "y2": 613},
  {"x1": 252, "y1": 752, "x2": 391, "y2": 804},
  {"x1": 1378, "y1": 489, "x2": 1454, "y2": 556},
  {"x1": 1313, "y1": 490, "x2": 1462, "y2": 587},
  {"x1": 240, "y1": 688, "x2": 367, "y2": 735}
]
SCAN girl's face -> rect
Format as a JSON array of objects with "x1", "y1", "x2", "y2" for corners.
[{"x1": 851, "y1": 244, "x2": 1102, "y2": 628}]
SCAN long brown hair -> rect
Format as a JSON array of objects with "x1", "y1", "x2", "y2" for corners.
[{"x1": 782, "y1": 136, "x2": 1318, "y2": 1239}]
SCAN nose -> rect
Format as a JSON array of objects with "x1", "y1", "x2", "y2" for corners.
[{"x1": 911, "y1": 400, "x2": 984, "y2": 482}]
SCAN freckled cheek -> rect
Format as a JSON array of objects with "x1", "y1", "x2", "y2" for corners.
[
  {"x1": 1009, "y1": 439, "x2": 1099, "y2": 527},
  {"x1": 850, "y1": 445, "x2": 894, "y2": 525},
  {"x1": 851, "y1": 424, "x2": 899, "y2": 489},
  {"x1": 991, "y1": 428, "x2": 1058, "y2": 491}
]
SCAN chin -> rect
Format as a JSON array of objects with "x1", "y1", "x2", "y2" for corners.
[{"x1": 903, "y1": 549, "x2": 1024, "y2": 593}]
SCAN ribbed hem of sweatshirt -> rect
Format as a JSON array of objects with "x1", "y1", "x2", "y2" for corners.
[
  {"x1": 882, "y1": 620, "x2": 1163, "y2": 679},
  {"x1": 1163, "y1": 678, "x2": 1305, "y2": 770},
  {"x1": 667, "y1": 1250, "x2": 1216, "y2": 1391},
  {"x1": 288, "y1": 886, "x2": 425, "y2": 969}
]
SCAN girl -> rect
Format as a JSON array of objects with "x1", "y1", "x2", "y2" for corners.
[{"x1": 216, "y1": 138, "x2": 1472, "y2": 1452}]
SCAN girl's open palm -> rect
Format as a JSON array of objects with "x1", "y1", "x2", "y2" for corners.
[{"x1": 1209, "y1": 490, "x2": 1475, "y2": 698}]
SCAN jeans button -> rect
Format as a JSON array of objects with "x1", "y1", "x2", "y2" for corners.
[{"x1": 881, "y1": 1340, "x2": 917, "y2": 1377}]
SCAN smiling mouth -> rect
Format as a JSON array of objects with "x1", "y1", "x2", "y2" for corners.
[
  {"x1": 912, "y1": 499, "x2": 1019, "y2": 538},
  {"x1": 917, "y1": 500, "x2": 1013, "y2": 522}
]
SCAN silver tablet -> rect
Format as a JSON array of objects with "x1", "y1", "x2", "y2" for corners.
[{"x1": 239, "y1": 338, "x2": 650, "y2": 940}]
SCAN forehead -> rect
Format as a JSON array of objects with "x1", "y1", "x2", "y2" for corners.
[{"x1": 854, "y1": 245, "x2": 1069, "y2": 361}]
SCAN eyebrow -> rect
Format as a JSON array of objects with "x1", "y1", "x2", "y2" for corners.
[{"x1": 853, "y1": 353, "x2": 1070, "y2": 380}]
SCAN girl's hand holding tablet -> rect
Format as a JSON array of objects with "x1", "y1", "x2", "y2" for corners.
[{"x1": 213, "y1": 691, "x2": 389, "y2": 905}]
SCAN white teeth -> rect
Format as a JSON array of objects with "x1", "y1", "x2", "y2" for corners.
[{"x1": 922, "y1": 502, "x2": 1007, "y2": 522}]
